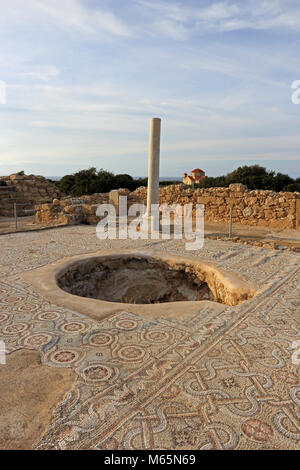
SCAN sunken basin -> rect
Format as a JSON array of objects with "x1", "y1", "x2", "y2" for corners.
[
  {"x1": 56, "y1": 252, "x2": 256, "y2": 307},
  {"x1": 57, "y1": 256, "x2": 215, "y2": 304}
]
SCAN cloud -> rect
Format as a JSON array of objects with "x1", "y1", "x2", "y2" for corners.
[
  {"x1": 33, "y1": 0, "x2": 133, "y2": 37},
  {"x1": 0, "y1": 0, "x2": 299, "y2": 177},
  {"x1": 197, "y1": 2, "x2": 240, "y2": 21},
  {"x1": 21, "y1": 66, "x2": 60, "y2": 82},
  {"x1": 0, "y1": 0, "x2": 133, "y2": 38},
  {"x1": 136, "y1": 0, "x2": 300, "y2": 36},
  {"x1": 154, "y1": 19, "x2": 189, "y2": 40}
]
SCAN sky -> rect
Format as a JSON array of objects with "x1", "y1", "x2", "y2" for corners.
[{"x1": 0, "y1": 0, "x2": 300, "y2": 178}]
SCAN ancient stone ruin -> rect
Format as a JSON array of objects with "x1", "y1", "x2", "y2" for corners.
[
  {"x1": 55, "y1": 252, "x2": 256, "y2": 309},
  {"x1": 57, "y1": 255, "x2": 215, "y2": 304},
  {"x1": 35, "y1": 183, "x2": 300, "y2": 230},
  {"x1": 0, "y1": 171, "x2": 61, "y2": 216}
]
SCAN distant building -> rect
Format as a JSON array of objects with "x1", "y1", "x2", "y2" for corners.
[{"x1": 183, "y1": 168, "x2": 206, "y2": 185}]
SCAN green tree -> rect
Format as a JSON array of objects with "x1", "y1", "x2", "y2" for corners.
[
  {"x1": 96, "y1": 169, "x2": 115, "y2": 193},
  {"x1": 113, "y1": 174, "x2": 135, "y2": 191},
  {"x1": 195, "y1": 176, "x2": 227, "y2": 188},
  {"x1": 187, "y1": 165, "x2": 298, "y2": 192},
  {"x1": 284, "y1": 182, "x2": 300, "y2": 192},
  {"x1": 71, "y1": 167, "x2": 99, "y2": 196},
  {"x1": 225, "y1": 165, "x2": 269, "y2": 189},
  {"x1": 269, "y1": 173, "x2": 294, "y2": 192},
  {"x1": 59, "y1": 174, "x2": 76, "y2": 194}
]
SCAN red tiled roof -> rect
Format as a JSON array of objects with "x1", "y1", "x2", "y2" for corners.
[{"x1": 191, "y1": 168, "x2": 204, "y2": 173}]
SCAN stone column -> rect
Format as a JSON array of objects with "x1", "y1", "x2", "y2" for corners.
[{"x1": 146, "y1": 117, "x2": 161, "y2": 216}]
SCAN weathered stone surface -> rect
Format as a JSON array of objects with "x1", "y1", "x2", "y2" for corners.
[
  {"x1": 0, "y1": 349, "x2": 76, "y2": 450},
  {"x1": 57, "y1": 254, "x2": 256, "y2": 306},
  {"x1": 35, "y1": 193, "x2": 109, "y2": 225},
  {"x1": 34, "y1": 183, "x2": 300, "y2": 229},
  {"x1": 132, "y1": 185, "x2": 299, "y2": 229},
  {"x1": 0, "y1": 171, "x2": 62, "y2": 216},
  {"x1": 0, "y1": 226, "x2": 299, "y2": 449},
  {"x1": 229, "y1": 183, "x2": 247, "y2": 192}
]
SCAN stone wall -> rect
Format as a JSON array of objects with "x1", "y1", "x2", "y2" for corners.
[
  {"x1": 132, "y1": 184, "x2": 300, "y2": 229},
  {"x1": 34, "y1": 184, "x2": 300, "y2": 230},
  {"x1": 35, "y1": 189, "x2": 141, "y2": 226},
  {"x1": 35, "y1": 193, "x2": 109, "y2": 226},
  {"x1": 0, "y1": 172, "x2": 61, "y2": 216}
]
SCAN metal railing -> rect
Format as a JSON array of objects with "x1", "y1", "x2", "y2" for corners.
[
  {"x1": 12, "y1": 202, "x2": 35, "y2": 230},
  {"x1": 229, "y1": 205, "x2": 233, "y2": 238}
]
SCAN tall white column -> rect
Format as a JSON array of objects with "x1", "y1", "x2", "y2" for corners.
[{"x1": 146, "y1": 117, "x2": 161, "y2": 216}]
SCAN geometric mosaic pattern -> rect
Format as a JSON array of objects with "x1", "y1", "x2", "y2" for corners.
[{"x1": 0, "y1": 226, "x2": 299, "y2": 449}]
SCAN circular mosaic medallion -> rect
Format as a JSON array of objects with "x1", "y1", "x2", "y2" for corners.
[
  {"x1": 38, "y1": 311, "x2": 61, "y2": 321},
  {"x1": 118, "y1": 345, "x2": 145, "y2": 362},
  {"x1": 24, "y1": 333, "x2": 52, "y2": 348},
  {"x1": 51, "y1": 349, "x2": 80, "y2": 365},
  {"x1": 61, "y1": 322, "x2": 87, "y2": 334},
  {"x1": 18, "y1": 303, "x2": 39, "y2": 312},
  {"x1": 144, "y1": 330, "x2": 172, "y2": 343},
  {"x1": 2, "y1": 322, "x2": 29, "y2": 335},
  {"x1": 114, "y1": 319, "x2": 138, "y2": 330},
  {"x1": 82, "y1": 364, "x2": 114, "y2": 383},
  {"x1": 89, "y1": 333, "x2": 114, "y2": 347},
  {"x1": 2, "y1": 295, "x2": 23, "y2": 304},
  {"x1": 0, "y1": 313, "x2": 9, "y2": 323}
]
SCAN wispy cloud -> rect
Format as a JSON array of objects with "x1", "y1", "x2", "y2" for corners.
[
  {"x1": 21, "y1": 66, "x2": 60, "y2": 82},
  {"x1": 0, "y1": 0, "x2": 299, "y2": 177},
  {"x1": 135, "y1": 0, "x2": 300, "y2": 38},
  {"x1": 0, "y1": 0, "x2": 133, "y2": 38},
  {"x1": 33, "y1": 0, "x2": 133, "y2": 37}
]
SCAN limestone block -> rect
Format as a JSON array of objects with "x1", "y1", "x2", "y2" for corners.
[
  {"x1": 243, "y1": 207, "x2": 253, "y2": 217},
  {"x1": 229, "y1": 183, "x2": 247, "y2": 192}
]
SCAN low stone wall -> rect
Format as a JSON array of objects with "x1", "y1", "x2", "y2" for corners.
[
  {"x1": 0, "y1": 172, "x2": 61, "y2": 216},
  {"x1": 132, "y1": 184, "x2": 300, "y2": 229},
  {"x1": 35, "y1": 189, "x2": 141, "y2": 226},
  {"x1": 34, "y1": 184, "x2": 300, "y2": 230},
  {"x1": 35, "y1": 194, "x2": 109, "y2": 226}
]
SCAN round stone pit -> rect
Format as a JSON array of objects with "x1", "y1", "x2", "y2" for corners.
[{"x1": 21, "y1": 250, "x2": 257, "y2": 322}]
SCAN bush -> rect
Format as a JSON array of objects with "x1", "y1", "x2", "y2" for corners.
[
  {"x1": 284, "y1": 182, "x2": 300, "y2": 192},
  {"x1": 59, "y1": 174, "x2": 76, "y2": 194},
  {"x1": 112, "y1": 174, "x2": 136, "y2": 191},
  {"x1": 193, "y1": 165, "x2": 298, "y2": 192},
  {"x1": 58, "y1": 168, "x2": 147, "y2": 196},
  {"x1": 58, "y1": 165, "x2": 299, "y2": 196},
  {"x1": 159, "y1": 180, "x2": 181, "y2": 186}
]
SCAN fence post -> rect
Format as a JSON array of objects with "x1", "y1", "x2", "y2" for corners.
[
  {"x1": 14, "y1": 202, "x2": 18, "y2": 230},
  {"x1": 0, "y1": 340, "x2": 6, "y2": 365},
  {"x1": 229, "y1": 205, "x2": 233, "y2": 238}
]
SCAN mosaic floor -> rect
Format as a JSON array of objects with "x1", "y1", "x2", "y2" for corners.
[{"x1": 0, "y1": 225, "x2": 299, "y2": 450}]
